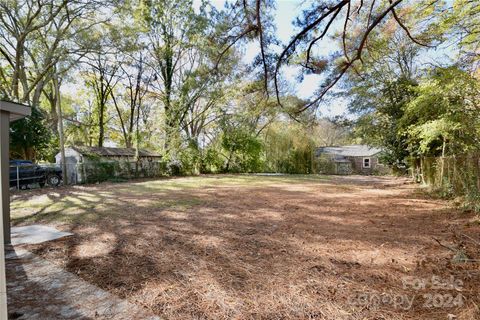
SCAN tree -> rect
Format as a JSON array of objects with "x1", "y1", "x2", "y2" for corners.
[
  {"x1": 218, "y1": 0, "x2": 445, "y2": 113},
  {"x1": 1, "y1": 0, "x2": 106, "y2": 184},
  {"x1": 402, "y1": 66, "x2": 480, "y2": 157},
  {"x1": 213, "y1": 0, "x2": 277, "y2": 92},
  {"x1": 10, "y1": 106, "x2": 51, "y2": 160},
  {"x1": 0, "y1": 0, "x2": 102, "y2": 106},
  {"x1": 345, "y1": 31, "x2": 421, "y2": 165},
  {"x1": 110, "y1": 53, "x2": 153, "y2": 149},
  {"x1": 139, "y1": 0, "x2": 210, "y2": 156},
  {"x1": 445, "y1": 0, "x2": 480, "y2": 70},
  {"x1": 313, "y1": 118, "x2": 350, "y2": 147},
  {"x1": 263, "y1": 121, "x2": 317, "y2": 174},
  {"x1": 84, "y1": 54, "x2": 120, "y2": 147},
  {"x1": 179, "y1": 45, "x2": 239, "y2": 147},
  {"x1": 220, "y1": 118, "x2": 263, "y2": 172},
  {"x1": 63, "y1": 94, "x2": 98, "y2": 146}
]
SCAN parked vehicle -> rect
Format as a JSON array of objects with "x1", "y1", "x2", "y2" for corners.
[{"x1": 9, "y1": 160, "x2": 62, "y2": 188}]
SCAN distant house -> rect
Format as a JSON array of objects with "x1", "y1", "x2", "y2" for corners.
[
  {"x1": 55, "y1": 146, "x2": 163, "y2": 183},
  {"x1": 315, "y1": 145, "x2": 387, "y2": 175}
]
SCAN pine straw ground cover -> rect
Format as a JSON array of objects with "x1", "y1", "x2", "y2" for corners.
[{"x1": 10, "y1": 174, "x2": 480, "y2": 319}]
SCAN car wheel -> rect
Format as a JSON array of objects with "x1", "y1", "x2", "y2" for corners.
[{"x1": 47, "y1": 174, "x2": 61, "y2": 187}]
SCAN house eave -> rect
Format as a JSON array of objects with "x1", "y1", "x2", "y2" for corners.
[{"x1": 0, "y1": 100, "x2": 31, "y2": 121}]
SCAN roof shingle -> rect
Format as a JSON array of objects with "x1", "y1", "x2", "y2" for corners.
[
  {"x1": 316, "y1": 145, "x2": 382, "y2": 157},
  {"x1": 72, "y1": 146, "x2": 162, "y2": 158}
]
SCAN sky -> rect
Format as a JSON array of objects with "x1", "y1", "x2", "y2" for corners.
[
  {"x1": 204, "y1": 0, "x2": 458, "y2": 118},
  {"x1": 207, "y1": 0, "x2": 350, "y2": 117}
]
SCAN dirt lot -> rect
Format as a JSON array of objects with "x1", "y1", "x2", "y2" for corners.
[{"x1": 8, "y1": 174, "x2": 480, "y2": 319}]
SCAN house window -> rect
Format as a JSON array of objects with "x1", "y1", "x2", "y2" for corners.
[{"x1": 363, "y1": 157, "x2": 371, "y2": 168}]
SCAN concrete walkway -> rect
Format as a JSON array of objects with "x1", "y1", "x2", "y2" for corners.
[
  {"x1": 11, "y1": 225, "x2": 73, "y2": 245},
  {"x1": 6, "y1": 247, "x2": 160, "y2": 319}
]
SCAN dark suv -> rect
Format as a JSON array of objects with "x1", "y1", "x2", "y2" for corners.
[{"x1": 9, "y1": 160, "x2": 62, "y2": 188}]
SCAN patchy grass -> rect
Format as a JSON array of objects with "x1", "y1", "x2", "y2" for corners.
[
  {"x1": 9, "y1": 174, "x2": 480, "y2": 320},
  {"x1": 11, "y1": 174, "x2": 330, "y2": 225}
]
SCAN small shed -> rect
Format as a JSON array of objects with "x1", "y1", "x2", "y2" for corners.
[
  {"x1": 55, "y1": 146, "x2": 162, "y2": 183},
  {"x1": 315, "y1": 145, "x2": 387, "y2": 175},
  {"x1": 55, "y1": 146, "x2": 162, "y2": 164}
]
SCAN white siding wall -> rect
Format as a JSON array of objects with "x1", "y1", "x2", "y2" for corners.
[{"x1": 55, "y1": 148, "x2": 82, "y2": 165}]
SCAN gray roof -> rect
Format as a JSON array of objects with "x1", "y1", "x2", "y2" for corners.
[
  {"x1": 316, "y1": 145, "x2": 383, "y2": 157},
  {"x1": 71, "y1": 146, "x2": 162, "y2": 158}
]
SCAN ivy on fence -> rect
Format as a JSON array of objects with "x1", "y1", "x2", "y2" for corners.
[{"x1": 75, "y1": 159, "x2": 168, "y2": 184}]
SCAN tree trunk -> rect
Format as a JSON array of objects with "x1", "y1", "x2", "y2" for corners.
[
  {"x1": 98, "y1": 101, "x2": 105, "y2": 147},
  {"x1": 53, "y1": 73, "x2": 68, "y2": 185},
  {"x1": 440, "y1": 137, "x2": 446, "y2": 188},
  {"x1": 476, "y1": 155, "x2": 480, "y2": 193},
  {"x1": 420, "y1": 157, "x2": 425, "y2": 185},
  {"x1": 135, "y1": 96, "x2": 140, "y2": 178}
]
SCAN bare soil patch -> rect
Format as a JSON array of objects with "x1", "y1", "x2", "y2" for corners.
[{"x1": 9, "y1": 175, "x2": 480, "y2": 319}]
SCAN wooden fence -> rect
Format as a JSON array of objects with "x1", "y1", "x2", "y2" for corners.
[{"x1": 411, "y1": 154, "x2": 480, "y2": 200}]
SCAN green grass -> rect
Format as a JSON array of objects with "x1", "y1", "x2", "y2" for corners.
[
  {"x1": 11, "y1": 174, "x2": 331, "y2": 225},
  {"x1": 116, "y1": 174, "x2": 331, "y2": 192}
]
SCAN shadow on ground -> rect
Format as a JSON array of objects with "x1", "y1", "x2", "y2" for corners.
[{"x1": 8, "y1": 174, "x2": 480, "y2": 319}]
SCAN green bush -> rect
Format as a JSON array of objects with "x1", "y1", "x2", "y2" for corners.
[
  {"x1": 84, "y1": 161, "x2": 116, "y2": 183},
  {"x1": 178, "y1": 140, "x2": 202, "y2": 175},
  {"x1": 201, "y1": 148, "x2": 224, "y2": 173},
  {"x1": 221, "y1": 127, "x2": 263, "y2": 173},
  {"x1": 314, "y1": 156, "x2": 336, "y2": 174}
]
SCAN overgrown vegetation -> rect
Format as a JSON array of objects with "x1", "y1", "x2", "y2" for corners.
[
  {"x1": 341, "y1": 4, "x2": 480, "y2": 209},
  {"x1": 1, "y1": 0, "x2": 480, "y2": 207}
]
